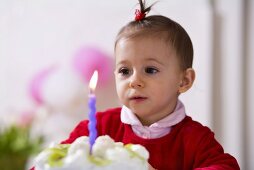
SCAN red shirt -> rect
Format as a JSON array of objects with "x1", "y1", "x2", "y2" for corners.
[{"x1": 61, "y1": 107, "x2": 240, "y2": 170}]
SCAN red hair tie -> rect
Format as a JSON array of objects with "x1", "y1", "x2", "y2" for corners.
[{"x1": 135, "y1": 9, "x2": 146, "y2": 21}]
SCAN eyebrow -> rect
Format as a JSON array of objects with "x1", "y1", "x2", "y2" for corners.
[
  {"x1": 145, "y1": 58, "x2": 165, "y2": 66},
  {"x1": 115, "y1": 57, "x2": 165, "y2": 66},
  {"x1": 115, "y1": 60, "x2": 129, "y2": 66}
]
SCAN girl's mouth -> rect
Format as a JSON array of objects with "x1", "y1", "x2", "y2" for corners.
[{"x1": 130, "y1": 96, "x2": 147, "y2": 102}]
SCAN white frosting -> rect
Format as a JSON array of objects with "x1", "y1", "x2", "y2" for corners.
[{"x1": 34, "y1": 135, "x2": 149, "y2": 170}]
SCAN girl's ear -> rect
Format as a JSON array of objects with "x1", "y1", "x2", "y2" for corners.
[{"x1": 178, "y1": 68, "x2": 195, "y2": 94}]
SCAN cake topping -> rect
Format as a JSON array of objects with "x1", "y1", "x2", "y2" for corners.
[{"x1": 34, "y1": 135, "x2": 149, "y2": 169}]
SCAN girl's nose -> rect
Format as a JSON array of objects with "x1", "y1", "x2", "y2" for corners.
[{"x1": 129, "y1": 73, "x2": 144, "y2": 88}]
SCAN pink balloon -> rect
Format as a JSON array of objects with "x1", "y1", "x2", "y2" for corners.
[
  {"x1": 72, "y1": 47, "x2": 113, "y2": 85},
  {"x1": 28, "y1": 66, "x2": 56, "y2": 105},
  {"x1": 18, "y1": 110, "x2": 35, "y2": 127}
]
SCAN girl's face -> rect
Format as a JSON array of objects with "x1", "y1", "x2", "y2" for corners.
[{"x1": 115, "y1": 37, "x2": 184, "y2": 126}]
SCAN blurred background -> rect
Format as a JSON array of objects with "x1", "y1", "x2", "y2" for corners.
[{"x1": 0, "y1": 0, "x2": 253, "y2": 169}]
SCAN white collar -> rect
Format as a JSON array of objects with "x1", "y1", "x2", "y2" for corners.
[{"x1": 121, "y1": 100, "x2": 186, "y2": 139}]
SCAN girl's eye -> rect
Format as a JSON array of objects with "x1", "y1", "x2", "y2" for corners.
[
  {"x1": 145, "y1": 67, "x2": 159, "y2": 74},
  {"x1": 118, "y1": 68, "x2": 131, "y2": 76}
]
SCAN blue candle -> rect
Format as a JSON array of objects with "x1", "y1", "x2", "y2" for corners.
[
  {"x1": 88, "y1": 70, "x2": 98, "y2": 154},
  {"x1": 88, "y1": 94, "x2": 97, "y2": 153}
]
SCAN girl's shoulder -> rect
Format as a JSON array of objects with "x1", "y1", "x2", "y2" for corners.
[
  {"x1": 175, "y1": 116, "x2": 215, "y2": 142},
  {"x1": 96, "y1": 107, "x2": 122, "y2": 121}
]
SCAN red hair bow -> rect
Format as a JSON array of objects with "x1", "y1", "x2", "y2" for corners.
[{"x1": 135, "y1": 9, "x2": 146, "y2": 21}]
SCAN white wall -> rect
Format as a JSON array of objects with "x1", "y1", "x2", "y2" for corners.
[
  {"x1": 247, "y1": 0, "x2": 254, "y2": 169},
  {"x1": 213, "y1": 0, "x2": 244, "y2": 168}
]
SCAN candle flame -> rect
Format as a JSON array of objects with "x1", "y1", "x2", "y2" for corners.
[{"x1": 89, "y1": 70, "x2": 98, "y2": 91}]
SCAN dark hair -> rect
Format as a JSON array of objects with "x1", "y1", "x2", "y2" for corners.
[{"x1": 114, "y1": 1, "x2": 193, "y2": 70}]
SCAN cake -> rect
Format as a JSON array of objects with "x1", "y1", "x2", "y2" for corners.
[{"x1": 34, "y1": 135, "x2": 149, "y2": 170}]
